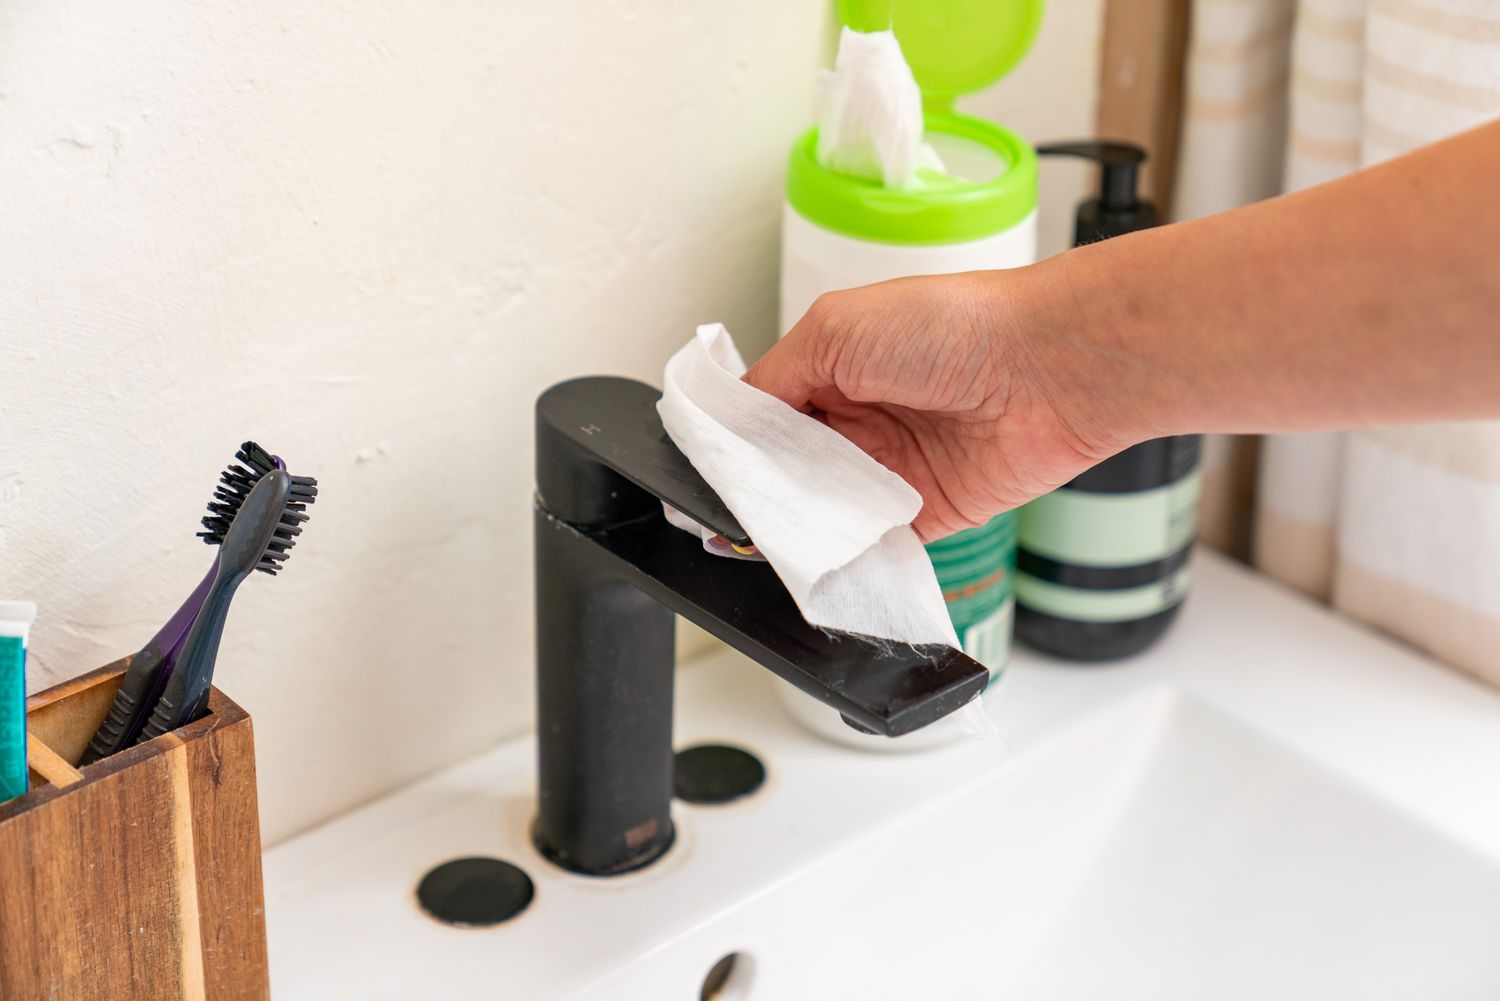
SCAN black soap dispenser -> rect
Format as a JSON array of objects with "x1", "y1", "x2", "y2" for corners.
[
  {"x1": 1037, "y1": 141, "x2": 1159, "y2": 241},
  {"x1": 1015, "y1": 141, "x2": 1202, "y2": 662}
]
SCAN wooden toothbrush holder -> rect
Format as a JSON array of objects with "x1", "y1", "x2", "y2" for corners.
[{"x1": 0, "y1": 657, "x2": 269, "y2": 1000}]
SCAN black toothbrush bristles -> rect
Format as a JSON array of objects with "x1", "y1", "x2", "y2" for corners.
[
  {"x1": 198, "y1": 441, "x2": 277, "y2": 545},
  {"x1": 198, "y1": 440, "x2": 318, "y2": 574},
  {"x1": 257, "y1": 501, "x2": 311, "y2": 576}
]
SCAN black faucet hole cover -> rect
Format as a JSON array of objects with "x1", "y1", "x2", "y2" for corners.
[
  {"x1": 701, "y1": 951, "x2": 752, "y2": 999},
  {"x1": 674, "y1": 744, "x2": 766, "y2": 804},
  {"x1": 416, "y1": 856, "x2": 534, "y2": 927}
]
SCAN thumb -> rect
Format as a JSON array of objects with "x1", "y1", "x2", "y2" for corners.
[{"x1": 742, "y1": 335, "x2": 822, "y2": 411}]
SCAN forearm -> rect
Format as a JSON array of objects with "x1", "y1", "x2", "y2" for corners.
[{"x1": 1025, "y1": 119, "x2": 1500, "y2": 445}]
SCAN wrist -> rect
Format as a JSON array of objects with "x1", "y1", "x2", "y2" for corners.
[{"x1": 1014, "y1": 244, "x2": 1187, "y2": 452}]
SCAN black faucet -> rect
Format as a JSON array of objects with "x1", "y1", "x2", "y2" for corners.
[{"x1": 532, "y1": 376, "x2": 989, "y2": 876}]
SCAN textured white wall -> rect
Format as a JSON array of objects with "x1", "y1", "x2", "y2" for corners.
[{"x1": 0, "y1": 0, "x2": 1098, "y2": 844}]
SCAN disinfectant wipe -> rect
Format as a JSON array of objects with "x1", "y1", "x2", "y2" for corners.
[{"x1": 658, "y1": 323, "x2": 959, "y2": 649}]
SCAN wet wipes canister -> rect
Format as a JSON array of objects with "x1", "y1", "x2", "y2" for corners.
[{"x1": 775, "y1": 0, "x2": 1043, "y2": 748}]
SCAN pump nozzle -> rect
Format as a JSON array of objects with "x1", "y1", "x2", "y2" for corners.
[{"x1": 1036, "y1": 140, "x2": 1158, "y2": 245}]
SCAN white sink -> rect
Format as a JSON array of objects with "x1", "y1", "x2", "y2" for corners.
[
  {"x1": 1007, "y1": 696, "x2": 1500, "y2": 999},
  {"x1": 265, "y1": 551, "x2": 1500, "y2": 999}
]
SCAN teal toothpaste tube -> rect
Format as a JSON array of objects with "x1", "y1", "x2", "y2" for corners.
[{"x1": 0, "y1": 601, "x2": 36, "y2": 802}]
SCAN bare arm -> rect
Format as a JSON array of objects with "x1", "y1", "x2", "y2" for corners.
[
  {"x1": 1043, "y1": 118, "x2": 1500, "y2": 441},
  {"x1": 746, "y1": 120, "x2": 1500, "y2": 540}
]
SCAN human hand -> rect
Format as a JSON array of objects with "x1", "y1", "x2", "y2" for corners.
[{"x1": 744, "y1": 270, "x2": 1131, "y2": 541}]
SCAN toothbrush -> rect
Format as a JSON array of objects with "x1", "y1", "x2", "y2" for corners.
[
  {"x1": 134, "y1": 466, "x2": 312, "y2": 742},
  {"x1": 80, "y1": 443, "x2": 309, "y2": 763}
]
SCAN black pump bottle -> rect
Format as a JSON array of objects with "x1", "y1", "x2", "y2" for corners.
[{"x1": 1014, "y1": 141, "x2": 1202, "y2": 661}]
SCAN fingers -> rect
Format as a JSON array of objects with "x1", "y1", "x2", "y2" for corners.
[
  {"x1": 912, "y1": 507, "x2": 964, "y2": 545},
  {"x1": 912, "y1": 513, "x2": 945, "y2": 545}
]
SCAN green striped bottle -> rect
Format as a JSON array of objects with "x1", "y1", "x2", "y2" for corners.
[
  {"x1": 1015, "y1": 437, "x2": 1201, "y2": 660},
  {"x1": 1014, "y1": 141, "x2": 1200, "y2": 661},
  {"x1": 927, "y1": 512, "x2": 1015, "y2": 683}
]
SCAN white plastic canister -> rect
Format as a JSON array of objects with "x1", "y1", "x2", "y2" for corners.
[{"x1": 774, "y1": 73, "x2": 1040, "y2": 749}]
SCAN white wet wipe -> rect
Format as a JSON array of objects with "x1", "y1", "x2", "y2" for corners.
[
  {"x1": 658, "y1": 323, "x2": 958, "y2": 649},
  {"x1": 658, "y1": 324, "x2": 996, "y2": 738}
]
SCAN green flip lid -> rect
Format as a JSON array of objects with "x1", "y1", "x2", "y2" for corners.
[
  {"x1": 789, "y1": 0, "x2": 1043, "y2": 245},
  {"x1": 837, "y1": 0, "x2": 1045, "y2": 112},
  {"x1": 786, "y1": 115, "x2": 1036, "y2": 244}
]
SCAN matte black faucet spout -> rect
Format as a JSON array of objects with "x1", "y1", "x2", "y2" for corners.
[{"x1": 532, "y1": 377, "x2": 988, "y2": 876}]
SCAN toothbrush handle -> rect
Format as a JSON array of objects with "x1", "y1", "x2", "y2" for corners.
[
  {"x1": 79, "y1": 560, "x2": 219, "y2": 765},
  {"x1": 78, "y1": 639, "x2": 168, "y2": 765},
  {"x1": 136, "y1": 580, "x2": 237, "y2": 744}
]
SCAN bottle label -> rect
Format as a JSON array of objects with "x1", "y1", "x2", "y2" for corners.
[
  {"x1": 0, "y1": 637, "x2": 27, "y2": 801},
  {"x1": 1016, "y1": 565, "x2": 1191, "y2": 623},
  {"x1": 1018, "y1": 469, "x2": 1201, "y2": 567},
  {"x1": 926, "y1": 512, "x2": 1016, "y2": 678},
  {"x1": 963, "y1": 598, "x2": 1013, "y2": 688},
  {"x1": 1016, "y1": 464, "x2": 1200, "y2": 624}
]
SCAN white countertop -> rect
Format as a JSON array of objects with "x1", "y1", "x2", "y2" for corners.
[{"x1": 264, "y1": 550, "x2": 1500, "y2": 999}]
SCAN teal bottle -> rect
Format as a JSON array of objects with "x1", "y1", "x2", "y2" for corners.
[{"x1": 927, "y1": 513, "x2": 1015, "y2": 682}]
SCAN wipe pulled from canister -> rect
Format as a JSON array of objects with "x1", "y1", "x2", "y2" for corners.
[{"x1": 816, "y1": 27, "x2": 945, "y2": 189}]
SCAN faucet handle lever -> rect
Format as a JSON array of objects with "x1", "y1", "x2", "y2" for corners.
[{"x1": 536, "y1": 376, "x2": 750, "y2": 544}]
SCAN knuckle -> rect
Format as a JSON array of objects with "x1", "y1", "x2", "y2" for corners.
[{"x1": 805, "y1": 291, "x2": 841, "y2": 325}]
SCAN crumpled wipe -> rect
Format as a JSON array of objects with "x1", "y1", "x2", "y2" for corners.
[{"x1": 657, "y1": 323, "x2": 958, "y2": 649}]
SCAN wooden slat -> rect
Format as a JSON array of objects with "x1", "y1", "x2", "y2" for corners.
[
  {"x1": 1097, "y1": 0, "x2": 1193, "y2": 209},
  {"x1": 167, "y1": 739, "x2": 208, "y2": 1001},
  {"x1": 184, "y1": 694, "x2": 270, "y2": 1001},
  {"x1": 25, "y1": 732, "x2": 82, "y2": 788}
]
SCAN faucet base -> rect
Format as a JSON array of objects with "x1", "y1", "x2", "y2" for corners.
[
  {"x1": 531, "y1": 818, "x2": 676, "y2": 877},
  {"x1": 532, "y1": 507, "x2": 678, "y2": 877}
]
